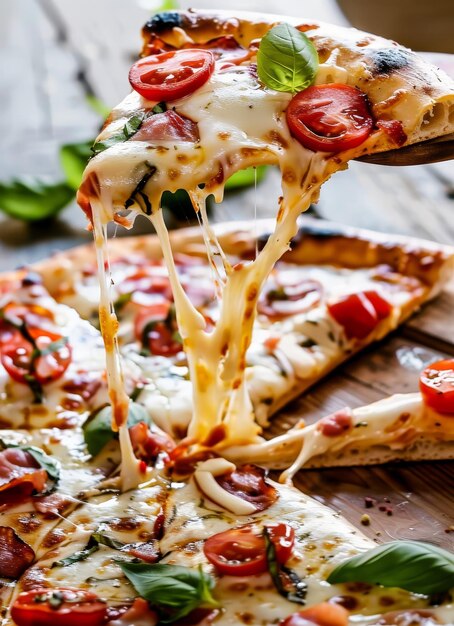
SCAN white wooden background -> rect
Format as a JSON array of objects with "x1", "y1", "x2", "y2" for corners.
[{"x1": 0, "y1": 0, "x2": 453, "y2": 270}]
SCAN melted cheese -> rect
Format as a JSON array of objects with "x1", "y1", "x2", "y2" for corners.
[{"x1": 194, "y1": 459, "x2": 257, "y2": 515}]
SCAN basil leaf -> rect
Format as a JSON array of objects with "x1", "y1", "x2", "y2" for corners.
[
  {"x1": 264, "y1": 528, "x2": 307, "y2": 604},
  {"x1": 257, "y1": 23, "x2": 318, "y2": 94},
  {"x1": 0, "y1": 179, "x2": 74, "y2": 221},
  {"x1": 60, "y1": 141, "x2": 93, "y2": 190},
  {"x1": 91, "y1": 532, "x2": 126, "y2": 551},
  {"x1": 83, "y1": 402, "x2": 151, "y2": 456},
  {"x1": 119, "y1": 562, "x2": 218, "y2": 623},
  {"x1": 0, "y1": 440, "x2": 60, "y2": 492},
  {"x1": 92, "y1": 111, "x2": 146, "y2": 155},
  {"x1": 225, "y1": 165, "x2": 268, "y2": 190},
  {"x1": 327, "y1": 541, "x2": 454, "y2": 595},
  {"x1": 53, "y1": 544, "x2": 99, "y2": 568}
]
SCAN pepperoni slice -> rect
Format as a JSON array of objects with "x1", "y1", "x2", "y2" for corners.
[
  {"x1": 215, "y1": 464, "x2": 278, "y2": 512},
  {"x1": 33, "y1": 493, "x2": 72, "y2": 519},
  {"x1": 0, "y1": 526, "x2": 35, "y2": 579},
  {"x1": 129, "y1": 421, "x2": 176, "y2": 464},
  {"x1": 126, "y1": 540, "x2": 160, "y2": 563},
  {"x1": 0, "y1": 448, "x2": 47, "y2": 498}
]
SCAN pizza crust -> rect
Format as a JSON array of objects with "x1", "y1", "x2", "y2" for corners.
[{"x1": 141, "y1": 9, "x2": 454, "y2": 151}]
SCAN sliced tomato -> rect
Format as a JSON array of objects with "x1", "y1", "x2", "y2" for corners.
[
  {"x1": 134, "y1": 301, "x2": 172, "y2": 341},
  {"x1": 258, "y1": 278, "x2": 322, "y2": 318},
  {"x1": 1, "y1": 332, "x2": 71, "y2": 386},
  {"x1": 129, "y1": 49, "x2": 215, "y2": 101},
  {"x1": 419, "y1": 359, "x2": 454, "y2": 415},
  {"x1": 280, "y1": 602, "x2": 349, "y2": 626},
  {"x1": 286, "y1": 84, "x2": 373, "y2": 153},
  {"x1": 327, "y1": 290, "x2": 392, "y2": 340},
  {"x1": 11, "y1": 588, "x2": 107, "y2": 626},
  {"x1": 203, "y1": 522, "x2": 295, "y2": 576},
  {"x1": 215, "y1": 464, "x2": 278, "y2": 512}
]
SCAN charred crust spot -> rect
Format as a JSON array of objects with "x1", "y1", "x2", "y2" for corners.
[
  {"x1": 370, "y1": 49, "x2": 411, "y2": 76},
  {"x1": 144, "y1": 12, "x2": 182, "y2": 34}
]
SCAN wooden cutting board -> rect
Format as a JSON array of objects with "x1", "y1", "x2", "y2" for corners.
[{"x1": 270, "y1": 281, "x2": 454, "y2": 550}]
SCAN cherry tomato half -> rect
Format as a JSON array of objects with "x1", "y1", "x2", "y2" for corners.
[
  {"x1": 280, "y1": 602, "x2": 349, "y2": 626},
  {"x1": 11, "y1": 588, "x2": 107, "y2": 626},
  {"x1": 129, "y1": 49, "x2": 215, "y2": 102},
  {"x1": 1, "y1": 332, "x2": 71, "y2": 386},
  {"x1": 286, "y1": 84, "x2": 373, "y2": 153},
  {"x1": 203, "y1": 523, "x2": 295, "y2": 576},
  {"x1": 327, "y1": 290, "x2": 392, "y2": 340},
  {"x1": 419, "y1": 359, "x2": 454, "y2": 415}
]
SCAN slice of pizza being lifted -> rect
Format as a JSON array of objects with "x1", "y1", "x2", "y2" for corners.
[{"x1": 76, "y1": 10, "x2": 454, "y2": 488}]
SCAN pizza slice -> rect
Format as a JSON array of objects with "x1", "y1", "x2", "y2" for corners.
[
  {"x1": 29, "y1": 219, "x2": 454, "y2": 446},
  {"x1": 75, "y1": 10, "x2": 454, "y2": 489}
]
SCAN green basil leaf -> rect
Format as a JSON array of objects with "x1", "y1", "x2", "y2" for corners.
[
  {"x1": 327, "y1": 541, "x2": 454, "y2": 595},
  {"x1": 119, "y1": 562, "x2": 218, "y2": 623},
  {"x1": 85, "y1": 95, "x2": 111, "y2": 119},
  {"x1": 92, "y1": 111, "x2": 146, "y2": 155},
  {"x1": 264, "y1": 528, "x2": 307, "y2": 604},
  {"x1": 91, "y1": 531, "x2": 126, "y2": 551},
  {"x1": 0, "y1": 179, "x2": 74, "y2": 221},
  {"x1": 83, "y1": 402, "x2": 152, "y2": 456},
  {"x1": 60, "y1": 141, "x2": 93, "y2": 190},
  {"x1": 225, "y1": 165, "x2": 268, "y2": 190},
  {"x1": 257, "y1": 23, "x2": 318, "y2": 94},
  {"x1": 52, "y1": 544, "x2": 99, "y2": 568},
  {"x1": 0, "y1": 439, "x2": 60, "y2": 492}
]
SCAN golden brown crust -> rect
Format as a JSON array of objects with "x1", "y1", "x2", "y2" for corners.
[{"x1": 140, "y1": 9, "x2": 454, "y2": 150}]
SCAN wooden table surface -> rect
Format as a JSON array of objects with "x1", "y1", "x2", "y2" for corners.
[{"x1": 0, "y1": 0, "x2": 453, "y2": 549}]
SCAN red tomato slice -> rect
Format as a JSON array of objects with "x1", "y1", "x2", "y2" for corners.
[
  {"x1": 134, "y1": 301, "x2": 172, "y2": 341},
  {"x1": 1, "y1": 332, "x2": 71, "y2": 386},
  {"x1": 286, "y1": 84, "x2": 373, "y2": 153},
  {"x1": 147, "y1": 321, "x2": 182, "y2": 357},
  {"x1": 419, "y1": 359, "x2": 454, "y2": 415},
  {"x1": 280, "y1": 602, "x2": 349, "y2": 626},
  {"x1": 129, "y1": 49, "x2": 215, "y2": 101},
  {"x1": 11, "y1": 588, "x2": 107, "y2": 626},
  {"x1": 203, "y1": 522, "x2": 295, "y2": 576},
  {"x1": 327, "y1": 290, "x2": 392, "y2": 340}
]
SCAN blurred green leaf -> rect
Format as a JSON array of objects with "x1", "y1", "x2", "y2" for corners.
[
  {"x1": 225, "y1": 166, "x2": 267, "y2": 190},
  {"x1": 85, "y1": 95, "x2": 111, "y2": 119},
  {"x1": 0, "y1": 179, "x2": 74, "y2": 221},
  {"x1": 60, "y1": 141, "x2": 93, "y2": 190}
]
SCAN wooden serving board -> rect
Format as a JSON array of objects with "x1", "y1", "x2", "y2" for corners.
[{"x1": 270, "y1": 281, "x2": 454, "y2": 550}]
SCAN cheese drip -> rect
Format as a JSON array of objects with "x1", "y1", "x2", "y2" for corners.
[{"x1": 92, "y1": 201, "x2": 144, "y2": 491}]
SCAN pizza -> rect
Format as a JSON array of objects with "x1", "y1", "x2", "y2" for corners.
[{"x1": 1, "y1": 8, "x2": 454, "y2": 626}]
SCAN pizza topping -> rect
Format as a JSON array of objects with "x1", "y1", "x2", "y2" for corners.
[
  {"x1": 257, "y1": 23, "x2": 318, "y2": 94},
  {"x1": 215, "y1": 463, "x2": 278, "y2": 512},
  {"x1": 132, "y1": 110, "x2": 200, "y2": 143},
  {"x1": 0, "y1": 526, "x2": 35, "y2": 579},
  {"x1": 118, "y1": 562, "x2": 219, "y2": 623},
  {"x1": 258, "y1": 278, "x2": 322, "y2": 318},
  {"x1": 0, "y1": 442, "x2": 59, "y2": 499},
  {"x1": 33, "y1": 493, "x2": 72, "y2": 518},
  {"x1": 195, "y1": 460, "x2": 277, "y2": 515},
  {"x1": 316, "y1": 408, "x2": 353, "y2": 437},
  {"x1": 11, "y1": 588, "x2": 107, "y2": 626},
  {"x1": 129, "y1": 421, "x2": 176, "y2": 463},
  {"x1": 286, "y1": 84, "x2": 374, "y2": 153},
  {"x1": 327, "y1": 540, "x2": 454, "y2": 595},
  {"x1": 419, "y1": 359, "x2": 454, "y2": 415},
  {"x1": 91, "y1": 111, "x2": 146, "y2": 155},
  {"x1": 129, "y1": 49, "x2": 215, "y2": 102},
  {"x1": 280, "y1": 603, "x2": 349, "y2": 626},
  {"x1": 106, "y1": 598, "x2": 158, "y2": 626},
  {"x1": 203, "y1": 523, "x2": 295, "y2": 576},
  {"x1": 376, "y1": 119, "x2": 407, "y2": 147},
  {"x1": 137, "y1": 304, "x2": 183, "y2": 357},
  {"x1": 327, "y1": 290, "x2": 392, "y2": 340},
  {"x1": 191, "y1": 36, "x2": 253, "y2": 66}
]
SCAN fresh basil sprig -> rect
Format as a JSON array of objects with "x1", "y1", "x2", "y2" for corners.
[
  {"x1": 83, "y1": 401, "x2": 151, "y2": 456},
  {"x1": 0, "y1": 439, "x2": 60, "y2": 493},
  {"x1": 92, "y1": 111, "x2": 146, "y2": 155},
  {"x1": 0, "y1": 180, "x2": 74, "y2": 222},
  {"x1": 119, "y1": 562, "x2": 219, "y2": 623},
  {"x1": 257, "y1": 23, "x2": 318, "y2": 94},
  {"x1": 264, "y1": 527, "x2": 307, "y2": 604},
  {"x1": 327, "y1": 541, "x2": 454, "y2": 595}
]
